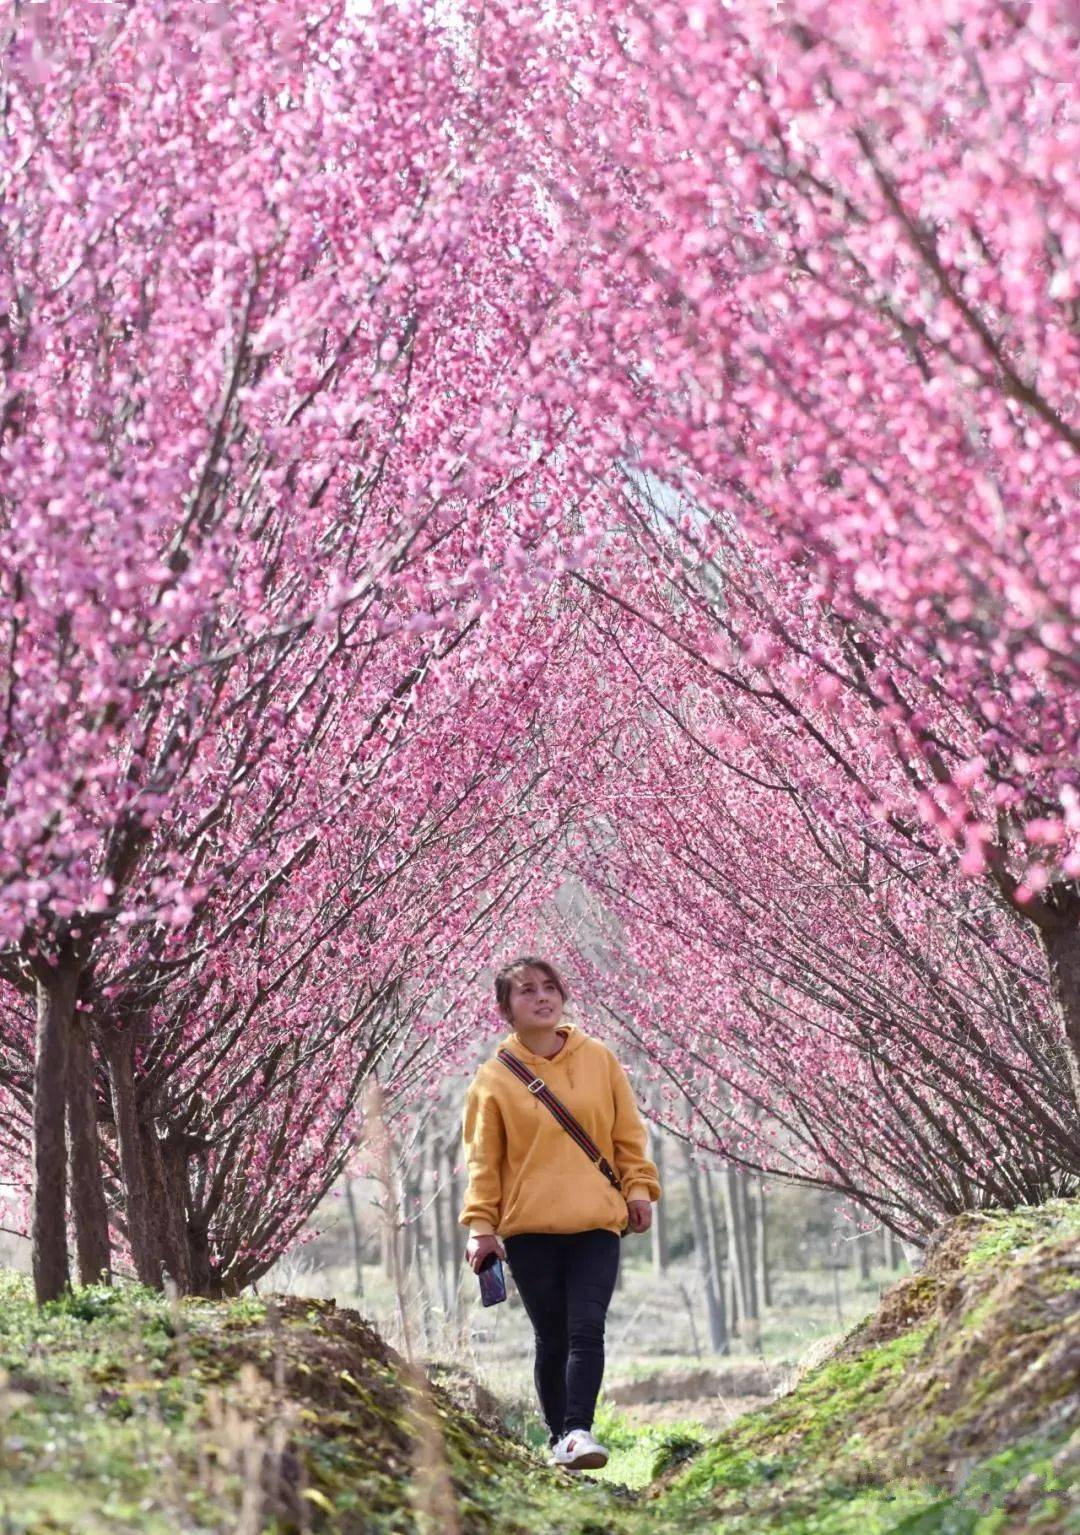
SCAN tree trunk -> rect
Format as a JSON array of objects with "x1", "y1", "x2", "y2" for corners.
[
  {"x1": 188, "y1": 1218, "x2": 214, "y2": 1295},
  {"x1": 404, "y1": 1164, "x2": 421, "y2": 1278},
  {"x1": 141, "y1": 1127, "x2": 193, "y2": 1293},
  {"x1": 104, "y1": 1029, "x2": 161, "y2": 1287},
  {"x1": 677, "y1": 1277, "x2": 703, "y2": 1358},
  {"x1": 1039, "y1": 922, "x2": 1080, "y2": 1114},
  {"x1": 702, "y1": 1165, "x2": 729, "y2": 1354},
  {"x1": 162, "y1": 1139, "x2": 197, "y2": 1293},
  {"x1": 682, "y1": 1144, "x2": 726, "y2": 1352},
  {"x1": 65, "y1": 1016, "x2": 111, "y2": 1286},
  {"x1": 438, "y1": 1142, "x2": 460, "y2": 1316},
  {"x1": 447, "y1": 1153, "x2": 469, "y2": 1343},
  {"x1": 857, "y1": 1230, "x2": 873, "y2": 1282},
  {"x1": 740, "y1": 1173, "x2": 760, "y2": 1322},
  {"x1": 447, "y1": 1157, "x2": 467, "y2": 1267},
  {"x1": 344, "y1": 1178, "x2": 366, "y2": 1299},
  {"x1": 32, "y1": 953, "x2": 79, "y2": 1303},
  {"x1": 885, "y1": 1226, "x2": 904, "y2": 1270},
  {"x1": 650, "y1": 1135, "x2": 669, "y2": 1274},
  {"x1": 408, "y1": 1158, "x2": 432, "y2": 1350},
  {"x1": 755, "y1": 1176, "x2": 771, "y2": 1310},
  {"x1": 432, "y1": 1141, "x2": 452, "y2": 1317},
  {"x1": 722, "y1": 1164, "x2": 755, "y2": 1333},
  {"x1": 381, "y1": 1205, "x2": 394, "y2": 1280}
]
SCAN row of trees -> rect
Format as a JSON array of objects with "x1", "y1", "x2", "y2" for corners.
[
  {"x1": 1, "y1": 0, "x2": 1075, "y2": 1302},
  {"x1": 525, "y1": 0, "x2": 1079, "y2": 1235},
  {"x1": 551, "y1": 583, "x2": 1079, "y2": 1237},
  {"x1": 0, "y1": 0, "x2": 608, "y2": 1301}
]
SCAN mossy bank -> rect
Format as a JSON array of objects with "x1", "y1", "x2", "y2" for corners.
[{"x1": 0, "y1": 1199, "x2": 1077, "y2": 1534}]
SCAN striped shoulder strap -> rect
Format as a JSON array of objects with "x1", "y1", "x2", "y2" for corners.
[{"x1": 496, "y1": 1048, "x2": 622, "y2": 1193}]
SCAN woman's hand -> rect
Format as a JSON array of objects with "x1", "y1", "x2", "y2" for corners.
[
  {"x1": 465, "y1": 1232, "x2": 506, "y2": 1273},
  {"x1": 626, "y1": 1199, "x2": 652, "y2": 1233}
]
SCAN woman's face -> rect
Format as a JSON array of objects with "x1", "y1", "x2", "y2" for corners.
[{"x1": 507, "y1": 966, "x2": 565, "y2": 1030}]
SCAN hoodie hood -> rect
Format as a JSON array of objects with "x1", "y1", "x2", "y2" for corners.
[{"x1": 497, "y1": 1018, "x2": 588, "y2": 1066}]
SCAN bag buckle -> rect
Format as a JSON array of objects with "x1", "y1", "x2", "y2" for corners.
[{"x1": 527, "y1": 1077, "x2": 545, "y2": 1094}]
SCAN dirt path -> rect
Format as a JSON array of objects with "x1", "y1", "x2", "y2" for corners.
[{"x1": 605, "y1": 1361, "x2": 786, "y2": 1435}]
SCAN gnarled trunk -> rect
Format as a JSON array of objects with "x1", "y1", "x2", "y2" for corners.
[
  {"x1": 32, "y1": 953, "x2": 80, "y2": 1303},
  {"x1": 66, "y1": 1017, "x2": 111, "y2": 1286}
]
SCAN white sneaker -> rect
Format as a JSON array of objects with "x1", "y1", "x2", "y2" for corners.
[{"x1": 551, "y1": 1427, "x2": 609, "y2": 1470}]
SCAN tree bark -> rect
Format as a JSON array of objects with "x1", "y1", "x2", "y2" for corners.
[
  {"x1": 651, "y1": 1134, "x2": 669, "y2": 1274},
  {"x1": 438, "y1": 1142, "x2": 460, "y2": 1316},
  {"x1": 432, "y1": 1140, "x2": 452, "y2": 1316},
  {"x1": 65, "y1": 1017, "x2": 111, "y2": 1286},
  {"x1": 885, "y1": 1226, "x2": 904, "y2": 1270},
  {"x1": 383, "y1": 1162, "x2": 405, "y2": 1279},
  {"x1": 104, "y1": 1029, "x2": 161, "y2": 1287},
  {"x1": 162, "y1": 1139, "x2": 196, "y2": 1293},
  {"x1": 447, "y1": 1155, "x2": 467, "y2": 1268},
  {"x1": 404, "y1": 1163, "x2": 421, "y2": 1279},
  {"x1": 446, "y1": 1153, "x2": 469, "y2": 1343},
  {"x1": 32, "y1": 953, "x2": 79, "y2": 1303},
  {"x1": 188, "y1": 1217, "x2": 214, "y2": 1295},
  {"x1": 702, "y1": 1165, "x2": 729, "y2": 1354},
  {"x1": 722, "y1": 1164, "x2": 753, "y2": 1332},
  {"x1": 408, "y1": 1157, "x2": 433, "y2": 1350},
  {"x1": 682, "y1": 1144, "x2": 726, "y2": 1352},
  {"x1": 1039, "y1": 922, "x2": 1080, "y2": 1115},
  {"x1": 141, "y1": 1126, "x2": 192, "y2": 1293},
  {"x1": 344, "y1": 1178, "x2": 366, "y2": 1299},
  {"x1": 740, "y1": 1173, "x2": 760, "y2": 1322},
  {"x1": 755, "y1": 1176, "x2": 771, "y2": 1310}
]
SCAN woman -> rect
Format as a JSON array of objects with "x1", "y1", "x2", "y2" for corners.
[{"x1": 458, "y1": 955, "x2": 662, "y2": 1471}]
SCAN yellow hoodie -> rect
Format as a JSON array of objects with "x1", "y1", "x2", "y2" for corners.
[{"x1": 458, "y1": 1019, "x2": 662, "y2": 1239}]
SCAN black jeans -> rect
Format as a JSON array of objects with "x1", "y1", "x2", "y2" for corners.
[{"x1": 503, "y1": 1228, "x2": 620, "y2": 1446}]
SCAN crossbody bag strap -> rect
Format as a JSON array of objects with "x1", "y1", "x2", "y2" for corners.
[{"x1": 497, "y1": 1049, "x2": 623, "y2": 1193}]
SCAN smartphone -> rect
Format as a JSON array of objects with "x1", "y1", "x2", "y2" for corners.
[{"x1": 477, "y1": 1250, "x2": 506, "y2": 1307}]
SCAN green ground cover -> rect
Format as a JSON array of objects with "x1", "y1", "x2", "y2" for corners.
[{"x1": 0, "y1": 1199, "x2": 1076, "y2": 1534}]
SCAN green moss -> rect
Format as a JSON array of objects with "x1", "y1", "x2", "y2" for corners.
[
  {"x1": 964, "y1": 1200, "x2": 1080, "y2": 1272},
  {"x1": 0, "y1": 1197, "x2": 1076, "y2": 1533}
]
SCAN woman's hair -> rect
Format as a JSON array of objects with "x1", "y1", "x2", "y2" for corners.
[{"x1": 494, "y1": 956, "x2": 568, "y2": 1022}]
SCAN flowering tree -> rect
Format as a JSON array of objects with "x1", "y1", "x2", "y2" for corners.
[
  {"x1": 497, "y1": 551, "x2": 1078, "y2": 1240},
  {"x1": 2, "y1": 0, "x2": 1076, "y2": 1301},
  {"x1": 0, "y1": 582, "x2": 599, "y2": 1293},
  {"x1": 0, "y1": 0, "x2": 606, "y2": 1300},
  {"x1": 521, "y1": 0, "x2": 1079, "y2": 1103},
  {"x1": 548, "y1": 592, "x2": 1078, "y2": 1239}
]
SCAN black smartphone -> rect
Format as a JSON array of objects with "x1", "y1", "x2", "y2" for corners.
[{"x1": 477, "y1": 1250, "x2": 506, "y2": 1306}]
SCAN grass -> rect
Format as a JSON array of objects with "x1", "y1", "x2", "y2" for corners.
[
  {"x1": 534, "y1": 1398, "x2": 712, "y2": 1491},
  {"x1": 963, "y1": 1201, "x2": 1080, "y2": 1273},
  {"x1": 0, "y1": 1277, "x2": 249, "y2": 1534},
  {"x1": 0, "y1": 1200, "x2": 1076, "y2": 1533}
]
